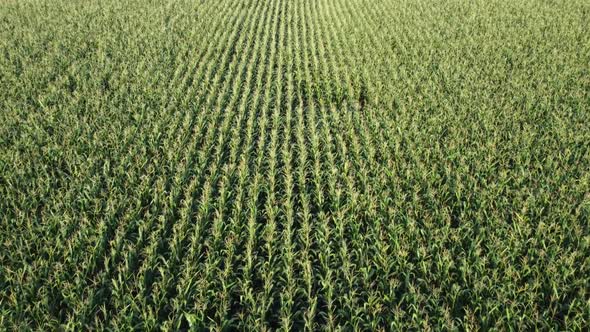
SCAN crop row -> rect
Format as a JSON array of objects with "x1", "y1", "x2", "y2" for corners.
[{"x1": 1, "y1": 0, "x2": 589, "y2": 330}]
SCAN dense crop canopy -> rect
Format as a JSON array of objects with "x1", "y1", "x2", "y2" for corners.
[{"x1": 1, "y1": 0, "x2": 589, "y2": 330}]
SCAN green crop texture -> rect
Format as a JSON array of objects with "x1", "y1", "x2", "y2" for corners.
[{"x1": 1, "y1": 0, "x2": 589, "y2": 330}]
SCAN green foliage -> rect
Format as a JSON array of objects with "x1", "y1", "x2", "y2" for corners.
[{"x1": 1, "y1": 0, "x2": 589, "y2": 330}]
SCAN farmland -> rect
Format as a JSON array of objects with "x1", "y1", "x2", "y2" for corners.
[{"x1": 1, "y1": 0, "x2": 589, "y2": 329}]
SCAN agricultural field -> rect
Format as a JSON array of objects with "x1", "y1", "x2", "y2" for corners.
[{"x1": 1, "y1": 0, "x2": 589, "y2": 330}]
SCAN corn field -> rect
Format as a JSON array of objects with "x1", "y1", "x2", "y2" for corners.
[{"x1": 1, "y1": 0, "x2": 589, "y2": 330}]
